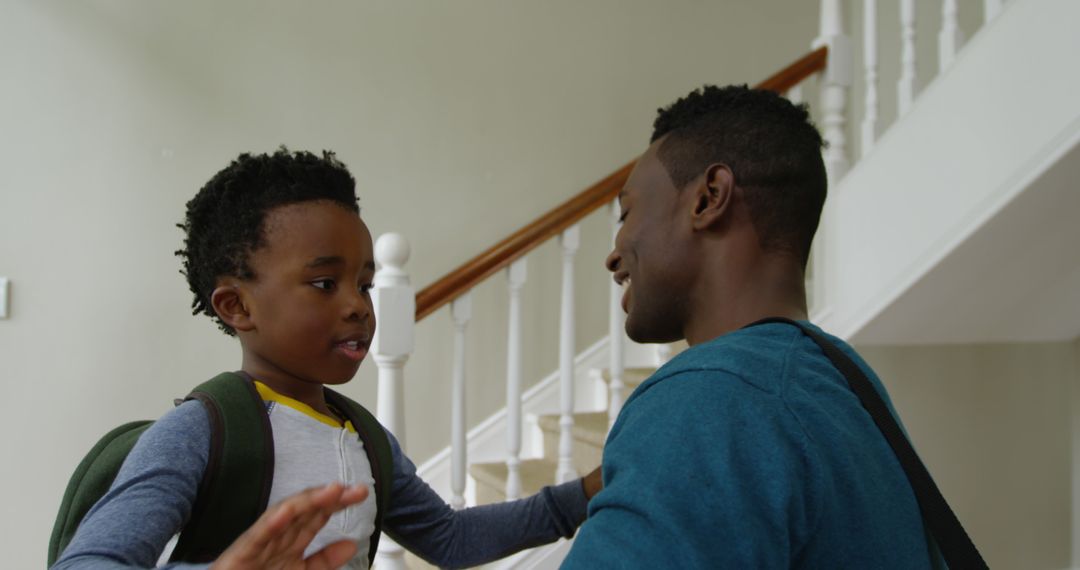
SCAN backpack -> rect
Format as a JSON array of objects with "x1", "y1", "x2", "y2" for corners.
[{"x1": 48, "y1": 371, "x2": 394, "y2": 567}]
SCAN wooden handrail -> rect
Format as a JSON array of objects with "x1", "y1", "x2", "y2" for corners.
[{"x1": 415, "y1": 45, "x2": 829, "y2": 321}]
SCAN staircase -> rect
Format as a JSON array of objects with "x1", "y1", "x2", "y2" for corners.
[
  {"x1": 470, "y1": 368, "x2": 654, "y2": 506},
  {"x1": 370, "y1": 1, "x2": 1080, "y2": 568}
]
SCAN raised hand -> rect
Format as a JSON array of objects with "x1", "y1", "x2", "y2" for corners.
[{"x1": 211, "y1": 481, "x2": 369, "y2": 570}]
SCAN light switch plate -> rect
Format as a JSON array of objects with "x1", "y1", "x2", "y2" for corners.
[{"x1": 0, "y1": 277, "x2": 8, "y2": 319}]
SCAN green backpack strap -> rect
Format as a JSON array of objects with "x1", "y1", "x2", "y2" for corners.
[
  {"x1": 48, "y1": 420, "x2": 155, "y2": 567},
  {"x1": 325, "y1": 388, "x2": 394, "y2": 567},
  {"x1": 170, "y1": 371, "x2": 274, "y2": 563}
]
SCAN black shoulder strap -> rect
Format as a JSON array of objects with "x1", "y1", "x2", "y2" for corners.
[
  {"x1": 325, "y1": 388, "x2": 394, "y2": 567},
  {"x1": 171, "y1": 371, "x2": 274, "y2": 562},
  {"x1": 747, "y1": 317, "x2": 987, "y2": 570}
]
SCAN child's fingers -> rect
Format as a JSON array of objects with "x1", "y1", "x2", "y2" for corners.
[
  {"x1": 212, "y1": 482, "x2": 368, "y2": 568},
  {"x1": 304, "y1": 540, "x2": 359, "y2": 570}
]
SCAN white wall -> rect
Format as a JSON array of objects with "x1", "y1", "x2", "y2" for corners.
[
  {"x1": 0, "y1": 1, "x2": 820, "y2": 566},
  {"x1": 857, "y1": 341, "x2": 1077, "y2": 570}
]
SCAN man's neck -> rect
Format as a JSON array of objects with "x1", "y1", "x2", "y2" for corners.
[{"x1": 683, "y1": 253, "x2": 808, "y2": 346}]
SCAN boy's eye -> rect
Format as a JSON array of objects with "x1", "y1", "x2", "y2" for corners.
[
  {"x1": 311, "y1": 279, "x2": 336, "y2": 291},
  {"x1": 360, "y1": 283, "x2": 373, "y2": 294}
]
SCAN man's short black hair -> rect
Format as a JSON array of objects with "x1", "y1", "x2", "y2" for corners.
[
  {"x1": 176, "y1": 148, "x2": 359, "y2": 335},
  {"x1": 652, "y1": 84, "x2": 826, "y2": 265}
]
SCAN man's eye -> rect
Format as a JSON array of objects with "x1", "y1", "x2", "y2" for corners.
[
  {"x1": 618, "y1": 210, "x2": 628, "y2": 224},
  {"x1": 311, "y1": 279, "x2": 335, "y2": 291}
]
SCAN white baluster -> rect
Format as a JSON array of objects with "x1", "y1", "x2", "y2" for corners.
[
  {"x1": 939, "y1": 0, "x2": 965, "y2": 72},
  {"x1": 608, "y1": 201, "x2": 626, "y2": 431},
  {"x1": 898, "y1": 0, "x2": 919, "y2": 115},
  {"x1": 556, "y1": 225, "x2": 580, "y2": 484},
  {"x1": 449, "y1": 293, "x2": 471, "y2": 509},
  {"x1": 505, "y1": 259, "x2": 527, "y2": 500},
  {"x1": 812, "y1": 0, "x2": 852, "y2": 318},
  {"x1": 815, "y1": 0, "x2": 853, "y2": 183},
  {"x1": 371, "y1": 233, "x2": 414, "y2": 570},
  {"x1": 862, "y1": 0, "x2": 879, "y2": 157},
  {"x1": 654, "y1": 344, "x2": 673, "y2": 366},
  {"x1": 984, "y1": 0, "x2": 1003, "y2": 24},
  {"x1": 787, "y1": 84, "x2": 804, "y2": 106}
]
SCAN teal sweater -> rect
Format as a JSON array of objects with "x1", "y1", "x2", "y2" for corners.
[{"x1": 563, "y1": 322, "x2": 937, "y2": 569}]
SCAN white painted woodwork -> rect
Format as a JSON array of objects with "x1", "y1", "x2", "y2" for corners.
[
  {"x1": 556, "y1": 225, "x2": 580, "y2": 484},
  {"x1": 787, "y1": 84, "x2": 804, "y2": 105},
  {"x1": 810, "y1": 0, "x2": 853, "y2": 319},
  {"x1": 505, "y1": 259, "x2": 527, "y2": 499},
  {"x1": 371, "y1": 233, "x2": 414, "y2": 570},
  {"x1": 653, "y1": 344, "x2": 673, "y2": 366},
  {"x1": 814, "y1": 0, "x2": 1080, "y2": 344},
  {"x1": 607, "y1": 201, "x2": 626, "y2": 431},
  {"x1": 898, "y1": 0, "x2": 919, "y2": 115},
  {"x1": 939, "y1": 0, "x2": 964, "y2": 72},
  {"x1": 862, "y1": 0, "x2": 879, "y2": 157},
  {"x1": 984, "y1": 0, "x2": 1003, "y2": 24},
  {"x1": 816, "y1": 0, "x2": 852, "y2": 183},
  {"x1": 449, "y1": 293, "x2": 472, "y2": 510}
]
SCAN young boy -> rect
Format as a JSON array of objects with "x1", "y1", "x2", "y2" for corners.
[{"x1": 54, "y1": 149, "x2": 598, "y2": 569}]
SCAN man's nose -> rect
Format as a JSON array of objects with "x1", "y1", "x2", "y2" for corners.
[{"x1": 605, "y1": 249, "x2": 621, "y2": 273}]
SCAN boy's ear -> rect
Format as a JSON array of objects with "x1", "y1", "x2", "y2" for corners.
[
  {"x1": 690, "y1": 163, "x2": 735, "y2": 231},
  {"x1": 210, "y1": 280, "x2": 255, "y2": 333}
]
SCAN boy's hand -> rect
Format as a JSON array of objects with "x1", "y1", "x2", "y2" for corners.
[
  {"x1": 582, "y1": 466, "x2": 603, "y2": 499},
  {"x1": 211, "y1": 481, "x2": 369, "y2": 570}
]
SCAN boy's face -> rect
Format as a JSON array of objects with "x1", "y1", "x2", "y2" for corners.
[
  {"x1": 606, "y1": 140, "x2": 698, "y2": 343},
  {"x1": 236, "y1": 200, "x2": 376, "y2": 392}
]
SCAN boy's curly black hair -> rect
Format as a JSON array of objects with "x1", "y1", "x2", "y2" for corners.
[
  {"x1": 176, "y1": 148, "x2": 359, "y2": 335},
  {"x1": 651, "y1": 84, "x2": 827, "y2": 266}
]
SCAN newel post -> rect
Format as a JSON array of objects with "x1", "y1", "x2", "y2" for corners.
[{"x1": 371, "y1": 233, "x2": 414, "y2": 570}]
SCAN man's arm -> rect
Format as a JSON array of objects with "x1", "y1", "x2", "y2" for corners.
[{"x1": 381, "y1": 432, "x2": 598, "y2": 569}]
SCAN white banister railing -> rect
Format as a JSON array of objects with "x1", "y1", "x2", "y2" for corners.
[
  {"x1": 371, "y1": 233, "x2": 415, "y2": 570},
  {"x1": 939, "y1": 0, "x2": 964, "y2": 72},
  {"x1": 607, "y1": 202, "x2": 626, "y2": 431},
  {"x1": 450, "y1": 293, "x2": 472, "y2": 510},
  {"x1": 898, "y1": 0, "x2": 919, "y2": 116},
  {"x1": 556, "y1": 224, "x2": 580, "y2": 484},
  {"x1": 815, "y1": 0, "x2": 852, "y2": 184},
  {"x1": 504, "y1": 259, "x2": 526, "y2": 500},
  {"x1": 861, "y1": 0, "x2": 879, "y2": 157}
]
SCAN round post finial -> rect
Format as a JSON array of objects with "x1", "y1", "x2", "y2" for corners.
[{"x1": 375, "y1": 233, "x2": 411, "y2": 279}]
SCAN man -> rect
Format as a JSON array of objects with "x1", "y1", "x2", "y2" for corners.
[{"x1": 562, "y1": 85, "x2": 937, "y2": 568}]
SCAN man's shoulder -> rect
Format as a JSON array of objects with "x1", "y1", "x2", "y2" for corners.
[{"x1": 636, "y1": 324, "x2": 808, "y2": 396}]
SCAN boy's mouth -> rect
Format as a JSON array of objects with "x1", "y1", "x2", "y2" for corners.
[{"x1": 335, "y1": 339, "x2": 369, "y2": 362}]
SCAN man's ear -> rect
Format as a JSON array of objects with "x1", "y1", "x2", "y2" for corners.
[
  {"x1": 210, "y1": 280, "x2": 255, "y2": 333},
  {"x1": 690, "y1": 163, "x2": 735, "y2": 230}
]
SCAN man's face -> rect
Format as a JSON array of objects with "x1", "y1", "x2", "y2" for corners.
[
  {"x1": 240, "y1": 200, "x2": 376, "y2": 389},
  {"x1": 606, "y1": 141, "x2": 696, "y2": 343}
]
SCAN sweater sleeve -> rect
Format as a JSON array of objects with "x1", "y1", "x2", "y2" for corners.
[
  {"x1": 381, "y1": 430, "x2": 589, "y2": 569},
  {"x1": 52, "y1": 400, "x2": 212, "y2": 570}
]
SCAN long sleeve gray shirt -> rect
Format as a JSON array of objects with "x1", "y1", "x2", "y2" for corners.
[{"x1": 53, "y1": 400, "x2": 588, "y2": 569}]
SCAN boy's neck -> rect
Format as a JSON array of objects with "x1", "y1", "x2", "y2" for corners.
[{"x1": 240, "y1": 354, "x2": 333, "y2": 417}]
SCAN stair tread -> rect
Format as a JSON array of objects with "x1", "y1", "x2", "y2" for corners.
[
  {"x1": 600, "y1": 367, "x2": 655, "y2": 388},
  {"x1": 470, "y1": 458, "x2": 562, "y2": 500},
  {"x1": 535, "y1": 411, "x2": 609, "y2": 447}
]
